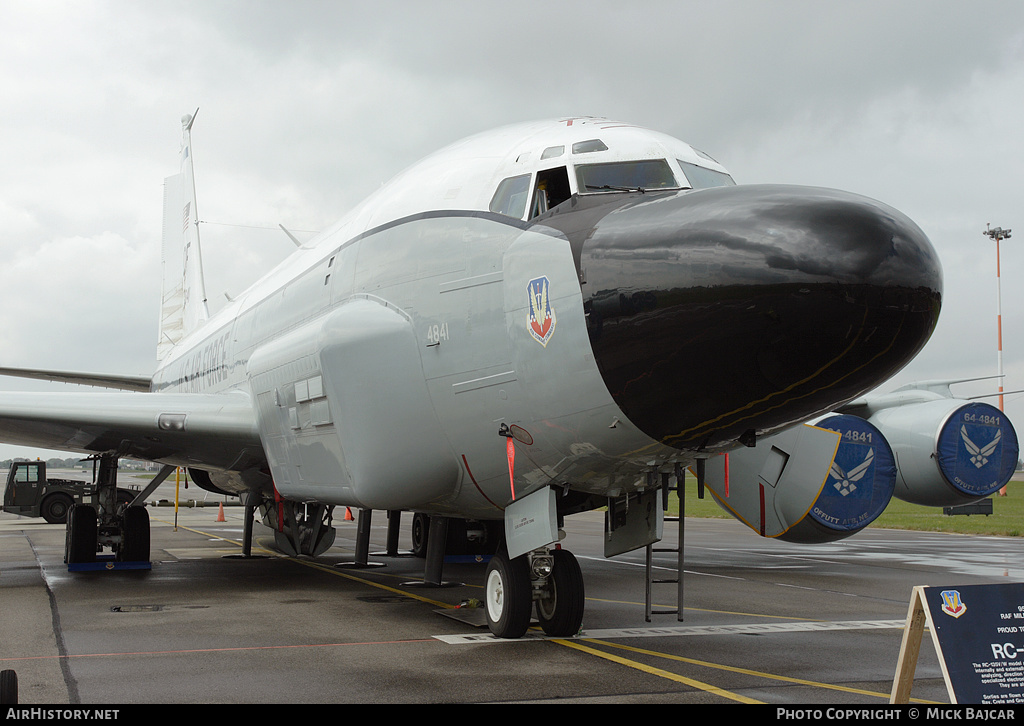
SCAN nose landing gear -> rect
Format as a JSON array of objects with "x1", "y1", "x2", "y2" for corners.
[{"x1": 484, "y1": 546, "x2": 584, "y2": 638}]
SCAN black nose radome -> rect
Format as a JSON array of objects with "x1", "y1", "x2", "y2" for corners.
[{"x1": 575, "y1": 184, "x2": 942, "y2": 452}]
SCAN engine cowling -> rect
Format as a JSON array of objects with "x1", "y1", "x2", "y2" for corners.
[
  {"x1": 702, "y1": 390, "x2": 1018, "y2": 543},
  {"x1": 702, "y1": 415, "x2": 896, "y2": 544},
  {"x1": 802, "y1": 414, "x2": 897, "y2": 541},
  {"x1": 866, "y1": 399, "x2": 1018, "y2": 507}
]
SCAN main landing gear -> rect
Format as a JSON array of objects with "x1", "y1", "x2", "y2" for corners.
[
  {"x1": 64, "y1": 453, "x2": 151, "y2": 568},
  {"x1": 484, "y1": 546, "x2": 585, "y2": 638}
]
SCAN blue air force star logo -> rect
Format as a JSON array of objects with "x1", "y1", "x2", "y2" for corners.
[
  {"x1": 961, "y1": 426, "x2": 1001, "y2": 469},
  {"x1": 829, "y1": 449, "x2": 874, "y2": 497}
]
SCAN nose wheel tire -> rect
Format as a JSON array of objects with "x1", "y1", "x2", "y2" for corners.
[
  {"x1": 484, "y1": 549, "x2": 532, "y2": 639},
  {"x1": 535, "y1": 548, "x2": 585, "y2": 637}
]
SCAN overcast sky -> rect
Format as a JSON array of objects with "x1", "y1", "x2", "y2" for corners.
[{"x1": 1, "y1": 1, "x2": 1023, "y2": 461}]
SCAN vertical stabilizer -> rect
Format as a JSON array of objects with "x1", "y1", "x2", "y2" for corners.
[{"x1": 158, "y1": 110, "x2": 210, "y2": 361}]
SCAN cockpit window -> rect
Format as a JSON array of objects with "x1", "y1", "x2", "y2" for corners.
[
  {"x1": 489, "y1": 173, "x2": 531, "y2": 218},
  {"x1": 572, "y1": 139, "x2": 609, "y2": 154},
  {"x1": 531, "y1": 167, "x2": 572, "y2": 218},
  {"x1": 576, "y1": 159, "x2": 678, "y2": 193},
  {"x1": 677, "y1": 160, "x2": 735, "y2": 189}
]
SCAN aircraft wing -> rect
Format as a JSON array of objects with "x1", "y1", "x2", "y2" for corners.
[
  {"x1": 0, "y1": 389, "x2": 262, "y2": 471},
  {"x1": 0, "y1": 366, "x2": 152, "y2": 392}
]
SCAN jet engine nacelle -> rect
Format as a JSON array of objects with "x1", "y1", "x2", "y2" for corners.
[
  {"x1": 864, "y1": 399, "x2": 1018, "y2": 507},
  {"x1": 702, "y1": 414, "x2": 896, "y2": 544}
]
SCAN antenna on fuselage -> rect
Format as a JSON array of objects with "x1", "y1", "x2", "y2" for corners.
[{"x1": 279, "y1": 224, "x2": 303, "y2": 247}]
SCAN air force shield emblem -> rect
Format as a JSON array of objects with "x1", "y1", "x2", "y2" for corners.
[
  {"x1": 527, "y1": 276, "x2": 556, "y2": 346},
  {"x1": 940, "y1": 589, "x2": 967, "y2": 618}
]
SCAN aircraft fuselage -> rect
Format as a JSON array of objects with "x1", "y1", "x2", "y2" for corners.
[{"x1": 150, "y1": 118, "x2": 941, "y2": 522}]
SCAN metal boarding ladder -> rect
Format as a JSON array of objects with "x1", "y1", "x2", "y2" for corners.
[{"x1": 643, "y1": 464, "x2": 695, "y2": 622}]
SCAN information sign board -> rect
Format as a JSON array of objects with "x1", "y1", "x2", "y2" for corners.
[{"x1": 892, "y1": 583, "x2": 1024, "y2": 704}]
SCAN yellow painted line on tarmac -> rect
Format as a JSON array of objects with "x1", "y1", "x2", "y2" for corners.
[
  {"x1": 152, "y1": 517, "x2": 455, "y2": 610},
  {"x1": 296, "y1": 558, "x2": 454, "y2": 609},
  {"x1": 579, "y1": 639, "x2": 940, "y2": 704},
  {"x1": 552, "y1": 638, "x2": 763, "y2": 703},
  {"x1": 584, "y1": 597, "x2": 824, "y2": 621}
]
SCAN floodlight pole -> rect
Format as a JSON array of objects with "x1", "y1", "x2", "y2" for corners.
[{"x1": 983, "y1": 223, "x2": 1011, "y2": 495}]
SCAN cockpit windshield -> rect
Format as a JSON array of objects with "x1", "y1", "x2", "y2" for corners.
[
  {"x1": 576, "y1": 159, "x2": 679, "y2": 193},
  {"x1": 677, "y1": 160, "x2": 735, "y2": 189}
]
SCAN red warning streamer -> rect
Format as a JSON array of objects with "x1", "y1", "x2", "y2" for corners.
[{"x1": 506, "y1": 437, "x2": 516, "y2": 501}]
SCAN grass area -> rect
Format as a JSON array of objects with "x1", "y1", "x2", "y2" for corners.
[
  {"x1": 871, "y1": 485, "x2": 1023, "y2": 537},
  {"x1": 667, "y1": 473, "x2": 1024, "y2": 537}
]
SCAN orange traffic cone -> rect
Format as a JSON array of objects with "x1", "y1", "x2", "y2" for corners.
[
  {"x1": 217, "y1": 502, "x2": 226, "y2": 522},
  {"x1": 344, "y1": 507, "x2": 353, "y2": 521}
]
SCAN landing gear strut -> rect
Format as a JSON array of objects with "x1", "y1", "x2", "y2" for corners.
[{"x1": 484, "y1": 546, "x2": 584, "y2": 638}]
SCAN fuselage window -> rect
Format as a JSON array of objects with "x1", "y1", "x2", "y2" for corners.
[
  {"x1": 677, "y1": 160, "x2": 736, "y2": 189},
  {"x1": 531, "y1": 166, "x2": 572, "y2": 218},
  {"x1": 489, "y1": 173, "x2": 531, "y2": 219},
  {"x1": 576, "y1": 159, "x2": 678, "y2": 193},
  {"x1": 541, "y1": 145, "x2": 565, "y2": 160}
]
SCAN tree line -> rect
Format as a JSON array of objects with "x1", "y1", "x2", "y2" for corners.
[{"x1": 1, "y1": 457, "x2": 156, "y2": 470}]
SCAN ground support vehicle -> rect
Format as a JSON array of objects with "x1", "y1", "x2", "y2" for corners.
[{"x1": 3, "y1": 460, "x2": 134, "y2": 524}]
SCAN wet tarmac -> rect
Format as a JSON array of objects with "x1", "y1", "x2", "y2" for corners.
[{"x1": 1, "y1": 472, "x2": 1022, "y2": 705}]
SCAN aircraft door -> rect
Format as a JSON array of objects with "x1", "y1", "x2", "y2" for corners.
[{"x1": 9, "y1": 463, "x2": 41, "y2": 506}]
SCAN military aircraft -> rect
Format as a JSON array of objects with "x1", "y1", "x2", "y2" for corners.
[{"x1": 0, "y1": 115, "x2": 1017, "y2": 639}]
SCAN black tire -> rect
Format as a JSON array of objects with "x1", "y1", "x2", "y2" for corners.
[
  {"x1": 118, "y1": 506, "x2": 150, "y2": 562},
  {"x1": 484, "y1": 549, "x2": 532, "y2": 638},
  {"x1": 40, "y1": 493, "x2": 74, "y2": 524},
  {"x1": 536, "y1": 549, "x2": 585, "y2": 637},
  {"x1": 411, "y1": 513, "x2": 429, "y2": 558},
  {"x1": 0, "y1": 669, "x2": 17, "y2": 705},
  {"x1": 65, "y1": 505, "x2": 97, "y2": 564}
]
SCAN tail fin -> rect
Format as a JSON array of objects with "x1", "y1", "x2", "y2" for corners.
[{"x1": 158, "y1": 110, "x2": 210, "y2": 361}]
